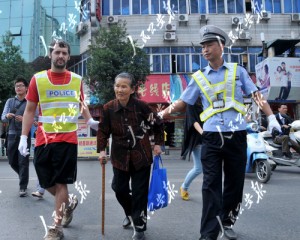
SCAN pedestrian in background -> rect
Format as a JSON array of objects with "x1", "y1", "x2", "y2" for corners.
[
  {"x1": 98, "y1": 72, "x2": 164, "y2": 240},
  {"x1": 18, "y1": 40, "x2": 99, "y2": 240},
  {"x1": 1, "y1": 77, "x2": 31, "y2": 197},
  {"x1": 180, "y1": 97, "x2": 203, "y2": 201},
  {"x1": 159, "y1": 25, "x2": 281, "y2": 240}
]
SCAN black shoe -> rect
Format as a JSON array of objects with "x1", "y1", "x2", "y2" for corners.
[
  {"x1": 223, "y1": 226, "x2": 237, "y2": 240},
  {"x1": 285, "y1": 152, "x2": 293, "y2": 158},
  {"x1": 122, "y1": 216, "x2": 131, "y2": 228},
  {"x1": 282, "y1": 153, "x2": 292, "y2": 160},
  {"x1": 132, "y1": 231, "x2": 145, "y2": 240},
  {"x1": 19, "y1": 189, "x2": 27, "y2": 197}
]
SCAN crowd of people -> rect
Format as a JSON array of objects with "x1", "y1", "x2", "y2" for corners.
[{"x1": 1, "y1": 25, "x2": 297, "y2": 240}]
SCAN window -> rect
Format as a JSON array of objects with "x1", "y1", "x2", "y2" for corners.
[
  {"x1": 81, "y1": 0, "x2": 91, "y2": 22},
  {"x1": 141, "y1": 0, "x2": 149, "y2": 14},
  {"x1": 122, "y1": 0, "x2": 130, "y2": 15},
  {"x1": 176, "y1": 54, "x2": 186, "y2": 72},
  {"x1": 153, "y1": 55, "x2": 161, "y2": 72},
  {"x1": 217, "y1": 0, "x2": 225, "y2": 13},
  {"x1": 192, "y1": 55, "x2": 200, "y2": 72},
  {"x1": 284, "y1": 0, "x2": 300, "y2": 13},
  {"x1": 146, "y1": 47, "x2": 265, "y2": 74},
  {"x1": 190, "y1": 0, "x2": 200, "y2": 13},
  {"x1": 102, "y1": 0, "x2": 109, "y2": 15},
  {"x1": 133, "y1": 0, "x2": 149, "y2": 14},
  {"x1": 228, "y1": 0, "x2": 244, "y2": 13},
  {"x1": 179, "y1": 0, "x2": 187, "y2": 13},
  {"x1": 265, "y1": 0, "x2": 281, "y2": 13},
  {"x1": 151, "y1": 0, "x2": 160, "y2": 14},
  {"x1": 208, "y1": 0, "x2": 217, "y2": 13},
  {"x1": 113, "y1": 0, "x2": 121, "y2": 15}
]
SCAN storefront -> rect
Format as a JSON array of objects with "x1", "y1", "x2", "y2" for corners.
[{"x1": 138, "y1": 74, "x2": 191, "y2": 148}]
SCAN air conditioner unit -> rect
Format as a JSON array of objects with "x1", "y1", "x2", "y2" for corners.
[
  {"x1": 165, "y1": 23, "x2": 176, "y2": 31},
  {"x1": 291, "y1": 13, "x2": 300, "y2": 22},
  {"x1": 238, "y1": 31, "x2": 251, "y2": 40},
  {"x1": 261, "y1": 11, "x2": 271, "y2": 20},
  {"x1": 232, "y1": 16, "x2": 243, "y2": 25},
  {"x1": 76, "y1": 22, "x2": 88, "y2": 35},
  {"x1": 178, "y1": 14, "x2": 188, "y2": 22},
  {"x1": 164, "y1": 32, "x2": 176, "y2": 41},
  {"x1": 107, "y1": 15, "x2": 118, "y2": 24},
  {"x1": 200, "y1": 14, "x2": 208, "y2": 22}
]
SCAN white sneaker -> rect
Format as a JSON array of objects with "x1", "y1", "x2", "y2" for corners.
[
  {"x1": 32, "y1": 191, "x2": 44, "y2": 199},
  {"x1": 44, "y1": 226, "x2": 64, "y2": 240},
  {"x1": 61, "y1": 195, "x2": 78, "y2": 227}
]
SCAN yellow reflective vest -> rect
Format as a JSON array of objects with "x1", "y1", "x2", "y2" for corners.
[
  {"x1": 192, "y1": 63, "x2": 246, "y2": 122},
  {"x1": 35, "y1": 70, "x2": 81, "y2": 133}
]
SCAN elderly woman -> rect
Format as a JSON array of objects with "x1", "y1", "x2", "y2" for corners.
[{"x1": 97, "y1": 72, "x2": 163, "y2": 240}]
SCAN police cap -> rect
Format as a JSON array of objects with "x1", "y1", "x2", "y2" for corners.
[{"x1": 199, "y1": 25, "x2": 230, "y2": 46}]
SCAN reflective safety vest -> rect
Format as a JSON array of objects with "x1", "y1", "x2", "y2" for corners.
[
  {"x1": 35, "y1": 70, "x2": 81, "y2": 133},
  {"x1": 192, "y1": 63, "x2": 246, "y2": 122}
]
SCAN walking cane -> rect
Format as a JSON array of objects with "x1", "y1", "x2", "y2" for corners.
[{"x1": 101, "y1": 156, "x2": 106, "y2": 236}]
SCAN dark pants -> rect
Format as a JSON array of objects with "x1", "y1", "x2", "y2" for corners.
[
  {"x1": 274, "y1": 135, "x2": 300, "y2": 154},
  {"x1": 7, "y1": 134, "x2": 30, "y2": 189},
  {"x1": 200, "y1": 131, "x2": 247, "y2": 239},
  {"x1": 112, "y1": 162, "x2": 151, "y2": 232}
]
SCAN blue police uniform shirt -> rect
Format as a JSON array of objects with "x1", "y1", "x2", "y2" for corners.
[{"x1": 180, "y1": 61, "x2": 258, "y2": 132}]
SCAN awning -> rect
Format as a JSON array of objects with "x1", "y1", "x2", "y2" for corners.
[
  {"x1": 258, "y1": 39, "x2": 300, "y2": 56},
  {"x1": 138, "y1": 74, "x2": 191, "y2": 103}
]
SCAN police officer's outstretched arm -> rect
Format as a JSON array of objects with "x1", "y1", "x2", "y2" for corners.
[
  {"x1": 252, "y1": 91, "x2": 281, "y2": 132},
  {"x1": 159, "y1": 99, "x2": 187, "y2": 119}
]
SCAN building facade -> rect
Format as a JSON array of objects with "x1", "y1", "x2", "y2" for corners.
[{"x1": 0, "y1": 0, "x2": 81, "y2": 62}]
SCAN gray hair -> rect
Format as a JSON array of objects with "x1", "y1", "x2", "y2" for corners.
[{"x1": 115, "y1": 72, "x2": 135, "y2": 88}]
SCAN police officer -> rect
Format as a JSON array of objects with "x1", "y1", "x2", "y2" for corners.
[{"x1": 159, "y1": 25, "x2": 281, "y2": 240}]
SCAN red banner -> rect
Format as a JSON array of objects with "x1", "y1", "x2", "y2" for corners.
[{"x1": 138, "y1": 75, "x2": 171, "y2": 103}]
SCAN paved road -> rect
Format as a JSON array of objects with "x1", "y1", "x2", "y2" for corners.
[{"x1": 0, "y1": 150, "x2": 300, "y2": 240}]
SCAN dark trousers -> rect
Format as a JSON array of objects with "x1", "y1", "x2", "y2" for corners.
[
  {"x1": 112, "y1": 162, "x2": 151, "y2": 232},
  {"x1": 274, "y1": 135, "x2": 300, "y2": 154},
  {"x1": 200, "y1": 131, "x2": 247, "y2": 239},
  {"x1": 7, "y1": 134, "x2": 30, "y2": 189}
]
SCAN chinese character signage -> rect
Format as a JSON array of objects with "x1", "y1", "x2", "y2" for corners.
[
  {"x1": 78, "y1": 137, "x2": 98, "y2": 157},
  {"x1": 138, "y1": 74, "x2": 191, "y2": 103}
]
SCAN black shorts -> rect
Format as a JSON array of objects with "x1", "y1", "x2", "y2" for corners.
[{"x1": 34, "y1": 142, "x2": 77, "y2": 189}]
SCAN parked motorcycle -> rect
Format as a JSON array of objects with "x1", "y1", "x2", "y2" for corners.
[
  {"x1": 246, "y1": 122, "x2": 272, "y2": 183},
  {"x1": 262, "y1": 120, "x2": 300, "y2": 170}
]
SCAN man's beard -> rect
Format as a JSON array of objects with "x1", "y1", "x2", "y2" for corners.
[{"x1": 52, "y1": 60, "x2": 67, "y2": 69}]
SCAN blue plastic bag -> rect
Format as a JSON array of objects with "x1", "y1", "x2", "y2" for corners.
[{"x1": 147, "y1": 155, "x2": 168, "y2": 211}]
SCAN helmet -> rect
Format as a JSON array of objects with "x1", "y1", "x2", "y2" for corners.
[{"x1": 272, "y1": 128, "x2": 281, "y2": 139}]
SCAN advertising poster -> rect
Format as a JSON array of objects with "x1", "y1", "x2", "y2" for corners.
[
  {"x1": 255, "y1": 57, "x2": 300, "y2": 101},
  {"x1": 78, "y1": 137, "x2": 98, "y2": 157},
  {"x1": 77, "y1": 120, "x2": 88, "y2": 137}
]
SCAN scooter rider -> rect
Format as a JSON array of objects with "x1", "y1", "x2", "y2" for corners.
[
  {"x1": 159, "y1": 25, "x2": 282, "y2": 240},
  {"x1": 272, "y1": 104, "x2": 300, "y2": 159},
  {"x1": 276, "y1": 104, "x2": 292, "y2": 135}
]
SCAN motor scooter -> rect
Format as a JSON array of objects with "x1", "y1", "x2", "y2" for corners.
[
  {"x1": 262, "y1": 120, "x2": 300, "y2": 170},
  {"x1": 246, "y1": 122, "x2": 272, "y2": 183}
]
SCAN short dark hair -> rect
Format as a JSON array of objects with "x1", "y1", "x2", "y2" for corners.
[
  {"x1": 278, "y1": 103, "x2": 287, "y2": 109},
  {"x1": 14, "y1": 76, "x2": 28, "y2": 87},
  {"x1": 49, "y1": 40, "x2": 71, "y2": 55}
]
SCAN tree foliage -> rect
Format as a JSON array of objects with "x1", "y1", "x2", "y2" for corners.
[
  {"x1": 0, "y1": 33, "x2": 34, "y2": 112},
  {"x1": 86, "y1": 21, "x2": 150, "y2": 104}
]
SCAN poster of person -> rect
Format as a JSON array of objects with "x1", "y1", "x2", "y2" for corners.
[{"x1": 255, "y1": 57, "x2": 300, "y2": 101}]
